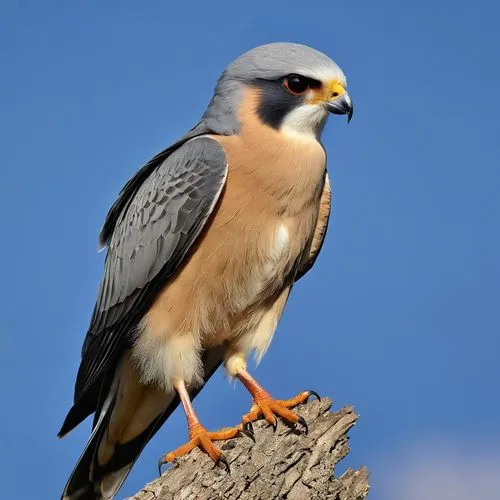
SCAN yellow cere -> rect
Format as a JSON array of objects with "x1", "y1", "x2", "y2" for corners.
[{"x1": 308, "y1": 80, "x2": 346, "y2": 105}]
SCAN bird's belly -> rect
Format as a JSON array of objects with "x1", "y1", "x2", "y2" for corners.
[
  {"x1": 144, "y1": 196, "x2": 318, "y2": 340},
  {"x1": 230, "y1": 226, "x2": 289, "y2": 305},
  {"x1": 197, "y1": 214, "x2": 313, "y2": 347},
  {"x1": 137, "y1": 179, "x2": 321, "y2": 391},
  {"x1": 135, "y1": 214, "x2": 312, "y2": 391}
]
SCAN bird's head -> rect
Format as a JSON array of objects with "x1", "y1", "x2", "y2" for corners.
[{"x1": 202, "y1": 42, "x2": 353, "y2": 140}]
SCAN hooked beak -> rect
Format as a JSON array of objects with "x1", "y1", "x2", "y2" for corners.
[{"x1": 326, "y1": 91, "x2": 353, "y2": 123}]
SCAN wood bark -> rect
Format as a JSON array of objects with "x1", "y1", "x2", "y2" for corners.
[{"x1": 131, "y1": 398, "x2": 369, "y2": 499}]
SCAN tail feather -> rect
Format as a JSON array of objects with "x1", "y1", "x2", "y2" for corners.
[
  {"x1": 61, "y1": 388, "x2": 117, "y2": 499},
  {"x1": 60, "y1": 347, "x2": 223, "y2": 499},
  {"x1": 61, "y1": 353, "x2": 172, "y2": 500},
  {"x1": 61, "y1": 408, "x2": 171, "y2": 500}
]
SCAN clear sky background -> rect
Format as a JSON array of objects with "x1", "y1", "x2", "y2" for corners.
[{"x1": 1, "y1": 1, "x2": 499, "y2": 499}]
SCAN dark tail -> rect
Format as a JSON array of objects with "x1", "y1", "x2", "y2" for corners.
[
  {"x1": 60, "y1": 348, "x2": 223, "y2": 499},
  {"x1": 60, "y1": 354, "x2": 174, "y2": 500}
]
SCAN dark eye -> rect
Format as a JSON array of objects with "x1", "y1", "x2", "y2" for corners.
[{"x1": 283, "y1": 74, "x2": 310, "y2": 95}]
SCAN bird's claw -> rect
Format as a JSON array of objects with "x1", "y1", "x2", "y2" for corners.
[
  {"x1": 271, "y1": 416, "x2": 278, "y2": 432},
  {"x1": 286, "y1": 415, "x2": 309, "y2": 436},
  {"x1": 158, "y1": 423, "x2": 243, "y2": 469},
  {"x1": 239, "y1": 427, "x2": 256, "y2": 443},
  {"x1": 305, "y1": 390, "x2": 321, "y2": 402},
  {"x1": 158, "y1": 457, "x2": 167, "y2": 476},
  {"x1": 244, "y1": 421, "x2": 254, "y2": 434},
  {"x1": 297, "y1": 415, "x2": 308, "y2": 435},
  {"x1": 241, "y1": 392, "x2": 312, "y2": 435},
  {"x1": 217, "y1": 454, "x2": 230, "y2": 473}
]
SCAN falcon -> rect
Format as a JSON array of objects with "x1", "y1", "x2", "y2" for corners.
[{"x1": 59, "y1": 42, "x2": 353, "y2": 499}]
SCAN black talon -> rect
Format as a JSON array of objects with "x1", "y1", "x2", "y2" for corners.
[
  {"x1": 306, "y1": 390, "x2": 321, "y2": 402},
  {"x1": 239, "y1": 428, "x2": 256, "y2": 443},
  {"x1": 297, "y1": 416, "x2": 309, "y2": 435},
  {"x1": 271, "y1": 417, "x2": 278, "y2": 432},
  {"x1": 217, "y1": 454, "x2": 230, "y2": 473},
  {"x1": 158, "y1": 458, "x2": 166, "y2": 476},
  {"x1": 244, "y1": 421, "x2": 254, "y2": 434}
]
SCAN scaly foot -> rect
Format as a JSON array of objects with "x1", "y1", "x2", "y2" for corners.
[
  {"x1": 242, "y1": 390, "x2": 320, "y2": 433},
  {"x1": 237, "y1": 369, "x2": 320, "y2": 433},
  {"x1": 159, "y1": 422, "x2": 253, "y2": 472},
  {"x1": 160, "y1": 379, "x2": 254, "y2": 473}
]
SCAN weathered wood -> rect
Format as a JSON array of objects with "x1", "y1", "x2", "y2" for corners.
[{"x1": 131, "y1": 398, "x2": 369, "y2": 499}]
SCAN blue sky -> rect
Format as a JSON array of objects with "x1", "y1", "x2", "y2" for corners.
[{"x1": 1, "y1": 1, "x2": 499, "y2": 499}]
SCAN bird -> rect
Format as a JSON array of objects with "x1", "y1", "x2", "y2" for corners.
[{"x1": 58, "y1": 42, "x2": 353, "y2": 500}]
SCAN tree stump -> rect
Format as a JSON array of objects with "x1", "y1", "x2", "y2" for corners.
[{"x1": 131, "y1": 398, "x2": 369, "y2": 499}]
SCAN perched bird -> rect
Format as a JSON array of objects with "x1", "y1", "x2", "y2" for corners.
[{"x1": 59, "y1": 42, "x2": 353, "y2": 499}]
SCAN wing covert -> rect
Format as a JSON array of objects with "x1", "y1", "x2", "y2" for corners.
[{"x1": 76, "y1": 136, "x2": 228, "y2": 402}]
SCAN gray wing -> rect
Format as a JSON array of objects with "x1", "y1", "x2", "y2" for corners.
[{"x1": 72, "y1": 136, "x2": 227, "y2": 413}]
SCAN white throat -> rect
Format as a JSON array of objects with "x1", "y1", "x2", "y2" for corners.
[{"x1": 280, "y1": 104, "x2": 328, "y2": 141}]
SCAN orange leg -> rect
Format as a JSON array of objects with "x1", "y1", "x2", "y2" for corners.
[
  {"x1": 158, "y1": 380, "x2": 251, "y2": 471},
  {"x1": 237, "y1": 369, "x2": 319, "y2": 433}
]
